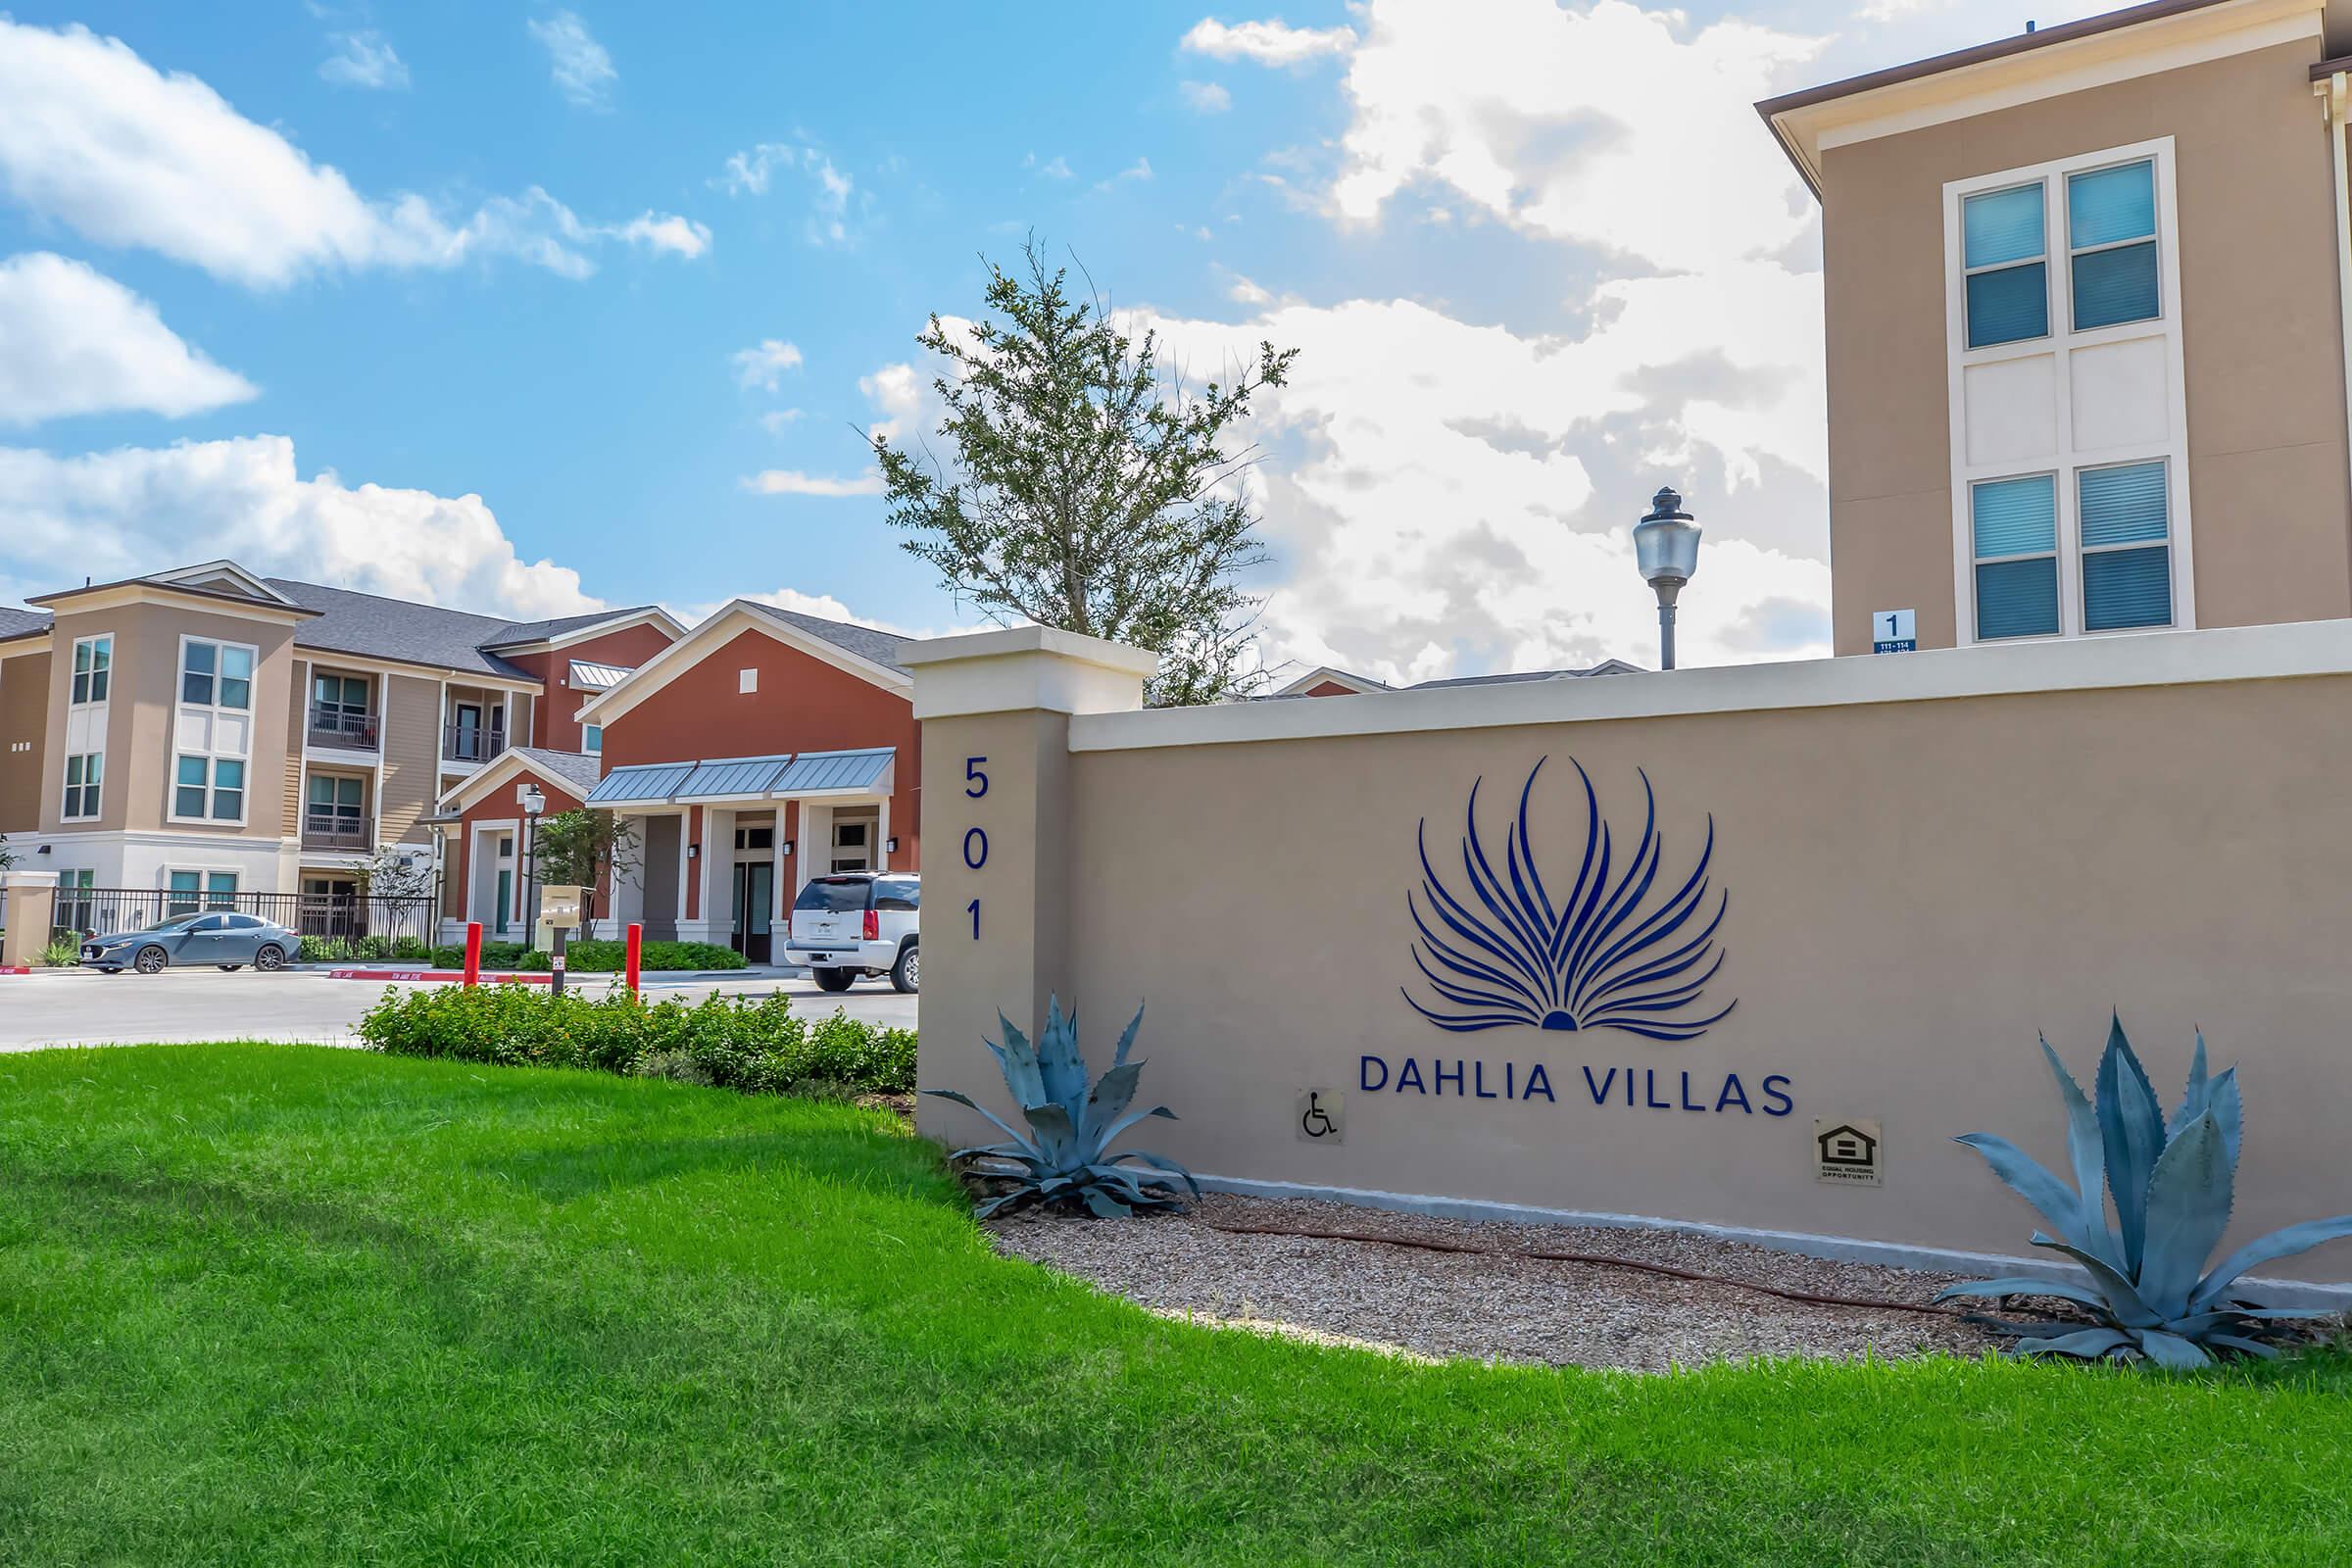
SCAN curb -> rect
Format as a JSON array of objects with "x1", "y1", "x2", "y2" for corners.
[{"x1": 325, "y1": 968, "x2": 555, "y2": 985}]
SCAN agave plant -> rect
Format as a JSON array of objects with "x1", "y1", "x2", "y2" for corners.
[
  {"x1": 923, "y1": 995, "x2": 1198, "y2": 1219},
  {"x1": 1938, "y1": 1017, "x2": 2352, "y2": 1366}
]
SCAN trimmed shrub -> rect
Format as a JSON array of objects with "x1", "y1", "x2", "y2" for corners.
[
  {"x1": 299, "y1": 935, "x2": 355, "y2": 963},
  {"x1": 563, "y1": 939, "x2": 747, "y2": 973},
  {"x1": 391, "y1": 937, "x2": 432, "y2": 963},
  {"x1": 38, "y1": 936, "x2": 81, "y2": 967},
  {"x1": 357, "y1": 986, "x2": 915, "y2": 1098}
]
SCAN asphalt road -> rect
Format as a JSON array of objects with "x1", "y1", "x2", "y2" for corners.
[{"x1": 0, "y1": 965, "x2": 918, "y2": 1052}]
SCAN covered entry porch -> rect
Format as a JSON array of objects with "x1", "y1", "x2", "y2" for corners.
[{"x1": 588, "y1": 749, "x2": 899, "y2": 961}]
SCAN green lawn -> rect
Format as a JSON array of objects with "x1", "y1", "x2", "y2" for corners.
[{"x1": 4, "y1": 1046, "x2": 2350, "y2": 1565}]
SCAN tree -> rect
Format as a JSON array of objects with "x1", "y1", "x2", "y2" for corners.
[
  {"x1": 353, "y1": 844, "x2": 432, "y2": 901},
  {"x1": 870, "y1": 237, "x2": 1298, "y2": 706},
  {"x1": 533, "y1": 809, "x2": 638, "y2": 937}
]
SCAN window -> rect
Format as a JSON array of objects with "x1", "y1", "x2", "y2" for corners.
[
  {"x1": 2079, "y1": 462, "x2": 2173, "y2": 630},
  {"x1": 62, "y1": 753, "x2": 103, "y2": 819},
  {"x1": 582, "y1": 723, "x2": 603, "y2": 755},
  {"x1": 874, "y1": 876, "x2": 921, "y2": 912},
  {"x1": 1962, "y1": 183, "x2": 2047, "y2": 348},
  {"x1": 70, "y1": 635, "x2": 111, "y2": 704},
  {"x1": 174, "y1": 756, "x2": 245, "y2": 821},
  {"x1": 166, "y1": 870, "x2": 237, "y2": 916},
  {"x1": 56, "y1": 869, "x2": 95, "y2": 938},
  {"x1": 308, "y1": 774, "x2": 365, "y2": 838},
  {"x1": 794, "y1": 877, "x2": 871, "y2": 913},
  {"x1": 1970, "y1": 476, "x2": 2061, "y2": 641},
  {"x1": 2067, "y1": 160, "x2": 2158, "y2": 331},
  {"x1": 181, "y1": 639, "x2": 253, "y2": 710},
  {"x1": 733, "y1": 825, "x2": 773, "y2": 851},
  {"x1": 227, "y1": 914, "x2": 266, "y2": 930},
  {"x1": 738, "y1": 667, "x2": 759, "y2": 694}
]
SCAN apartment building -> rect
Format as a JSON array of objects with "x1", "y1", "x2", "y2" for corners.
[
  {"x1": 0, "y1": 560, "x2": 679, "y2": 914},
  {"x1": 1758, "y1": 0, "x2": 2352, "y2": 653}
]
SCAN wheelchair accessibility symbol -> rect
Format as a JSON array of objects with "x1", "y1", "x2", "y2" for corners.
[{"x1": 1295, "y1": 1088, "x2": 1345, "y2": 1145}]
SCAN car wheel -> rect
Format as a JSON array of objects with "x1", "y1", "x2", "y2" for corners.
[
  {"x1": 891, "y1": 945, "x2": 919, "y2": 994},
  {"x1": 217, "y1": 964, "x2": 244, "y2": 972},
  {"x1": 812, "y1": 966, "x2": 855, "y2": 993},
  {"x1": 133, "y1": 946, "x2": 169, "y2": 975},
  {"x1": 254, "y1": 944, "x2": 286, "y2": 973}
]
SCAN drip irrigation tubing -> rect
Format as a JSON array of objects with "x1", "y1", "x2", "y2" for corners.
[{"x1": 1196, "y1": 1218, "x2": 1967, "y2": 1318}]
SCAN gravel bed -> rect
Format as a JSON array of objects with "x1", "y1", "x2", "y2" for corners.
[{"x1": 991, "y1": 1193, "x2": 2000, "y2": 1372}]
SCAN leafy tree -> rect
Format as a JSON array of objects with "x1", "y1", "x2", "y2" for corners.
[
  {"x1": 870, "y1": 237, "x2": 1297, "y2": 706},
  {"x1": 533, "y1": 809, "x2": 638, "y2": 937},
  {"x1": 353, "y1": 844, "x2": 433, "y2": 901}
]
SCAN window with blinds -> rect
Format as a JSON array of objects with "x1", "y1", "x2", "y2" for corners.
[
  {"x1": 2078, "y1": 462, "x2": 2172, "y2": 630},
  {"x1": 1970, "y1": 475, "x2": 2061, "y2": 640},
  {"x1": 1962, "y1": 183, "x2": 2047, "y2": 349},
  {"x1": 2067, "y1": 161, "x2": 2159, "y2": 332}
]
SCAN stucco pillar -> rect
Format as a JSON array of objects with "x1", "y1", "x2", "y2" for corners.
[
  {"x1": 2, "y1": 869, "x2": 60, "y2": 968},
  {"x1": 901, "y1": 627, "x2": 1156, "y2": 1145}
]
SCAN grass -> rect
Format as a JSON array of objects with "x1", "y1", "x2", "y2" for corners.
[{"x1": 3, "y1": 1046, "x2": 2350, "y2": 1565}]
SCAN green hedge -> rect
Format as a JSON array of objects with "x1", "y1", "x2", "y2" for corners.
[
  {"x1": 405, "y1": 939, "x2": 747, "y2": 973},
  {"x1": 358, "y1": 985, "x2": 915, "y2": 1097}
]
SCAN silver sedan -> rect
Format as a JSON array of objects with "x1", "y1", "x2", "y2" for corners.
[{"x1": 81, "y1": 911, "x2": 298, "y2": 974}]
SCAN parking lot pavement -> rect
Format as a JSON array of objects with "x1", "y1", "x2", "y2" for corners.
[{"x1": 0, "y1": 966, "x2": 918, "y2": 1053}]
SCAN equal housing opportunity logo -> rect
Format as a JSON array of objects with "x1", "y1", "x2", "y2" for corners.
[{"x1": 1366, "y1": 757, "x2": 1790, "y2": 1118}]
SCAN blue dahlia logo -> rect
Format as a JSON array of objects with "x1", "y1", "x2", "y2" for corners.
[{"x1": 1403, "y1": 758, "x2": 1736, "y2": 1041}]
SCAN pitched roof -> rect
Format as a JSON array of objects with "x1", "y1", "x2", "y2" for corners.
[
  {"x1": 509, "y1": 746, "x2": 604, "y2": 799},
  {"x1": 1408, "y1": 661, "x2": 1642, "y2": 690},
  {"x1": 755, "y1": 604, "x2": 913, "y2": 673},
  {"x1": 0, "y1": 607, "x2": 51, "y2": 643},
  {"x1": 481, "y1": 608, "x2": 667, "y2": 649}
]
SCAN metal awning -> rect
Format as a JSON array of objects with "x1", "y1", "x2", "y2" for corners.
[
  {"x1": 586, "y1": 760, "x2": 694, "y2": 807},
  {"x1": 771, "y1": 747, "x2": 894, "y2": 796},
  {"x1": 583, "y1": 748, "x2": 897, "y2": 808},
  {"x1": 569, "y1": 659, "x2": 632, "y2": 691},
  {"x1": 674, "y1": 755, "x2": 796, "y2": 801}
]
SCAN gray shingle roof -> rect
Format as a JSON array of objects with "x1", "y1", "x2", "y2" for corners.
[
  {"x1": 0, "y1": 607, "x2": 51, "y2": 642},
  {"x1": 752, "y1": 603, "x2": 912, "y2": 673},
  {"x1": 509, "y1": 747, "x2": 604, "y2": 800},
  {"x1": 1407, "y1": 662, "x2": 1640, "y2": 690},
  {"x1": 264, "y1": 578, "x2": 665, "y2": 679}
]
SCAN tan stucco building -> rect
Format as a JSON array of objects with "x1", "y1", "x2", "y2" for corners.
[{"x1": 1759, "y1": 0, "x2": 2352, "y2": 655}]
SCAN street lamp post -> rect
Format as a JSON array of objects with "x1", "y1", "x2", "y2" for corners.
[
  {"x1": 1634, "y1": 485, "x2": 1703, "y2": 671},
  {"x1": 520, "y1": 783, "x2": 545, "y2": 949}
]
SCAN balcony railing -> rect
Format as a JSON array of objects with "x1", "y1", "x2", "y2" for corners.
[
  {"x1": 443, "y1": 724, "x2": 506, "y2": 764},
  {"x1": 302, "y1": 812, "x2": 371, "y2": 852},
  {"x1": 307, "y1": 705, "x2": 379, "y2": 750}
]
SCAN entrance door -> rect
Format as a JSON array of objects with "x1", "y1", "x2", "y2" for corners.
[
  {"x1": 453, "y1": 703, "x2": 482, "y2": 761},
  {"x1": 495, "y1": 868, "x2": 513, "y2": 934},
  {"x1": 731, "y1": 861, "x2": 774, "y2": 963}
]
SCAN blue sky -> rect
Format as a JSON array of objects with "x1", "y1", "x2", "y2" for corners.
[{"x1": 0, "y1": 1, "x2": 2112, "y2": 678}]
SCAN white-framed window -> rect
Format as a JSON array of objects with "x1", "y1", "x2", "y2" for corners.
[
  {"x1": 56, "y1": 869, "x2": 96, "y2": 937},
  {"x1": 70, "y1": 634, "x2": 111, "y2": 705},
  {"x1": 61, "y1": 752, "x2": 103, "y2": 819},
  {"x1": 171, "y1": 633, "x2": 256, "y2": 825},
  {"x1": 581, "y1": 723, "x2": 603, "y2": 756},
  {"x1": 1944, "y1": 138, "x2": 2190, "y2": 645},
  {"x1": 166, "y1": 869, "x2": 238, "y2": 916},
  {"x1": 173, "y1": 756, "x2": 246, "y2": 821},
  {"x1": 738, "y1": 667, "x2": 759, "y2": 694}
]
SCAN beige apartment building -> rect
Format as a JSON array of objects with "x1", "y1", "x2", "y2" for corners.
[
  {"x1": 1760, "y1": 0, "x2": 2352, "y2": 654},
  {"x1": 0, "y1": 561, "x2": 677, "y2": 921}
]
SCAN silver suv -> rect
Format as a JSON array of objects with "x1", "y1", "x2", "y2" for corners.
[{"x1": 786, "y1": 872, "x2": 918, "y2": 993}]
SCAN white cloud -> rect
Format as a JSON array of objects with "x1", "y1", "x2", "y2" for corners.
[
  {"x1": 0, "y1": 20, "x2": 701, "y2": 286},
  {"x1": 318, "y1": 30, "x2": 408, "y2": 90},
  {"x1": 0, "y1": 435, "x2": 599, "y2": 619},
  {"x1": 733, "y1": 338, "x2": 805, "y2": 391},
  {"x1": 1097, "y1": 157, "x2": 1154, "y2": 189},
  {"x1": 715, "y1": 140, "x2": 859, "y2": 244},
  {"x1": 759, "y1": 409, "x2": 805, "y2": 433},
  {"x1": 1181, "y1": 18, "x2": 1357, "y2": 66},
  {"x1": 1140, "y1": 290, "x2": 1830, "y2": 680},
  {"x1": 740, "y1": 468, "x2": 885, "y2": 498},
  {"x1": 1179, "y1": 79, "x2": 1233, "y2": 113},
  {"x1": 0, "y1": 253, "x2": 257, "y2": 424},
  {"x1": 527, "y1": 10, "x2": 615, "y2": 110},
  {"x1": 858, "y1": 361, "x2": 923, "y2": 443},
  {"x1": 612, "y1": 212, "x2": 711, "y2": 259},
  {"x1": 1327, "y1": 0, "x2": 1824, "y2": 275},
  {"x1": 1025, "y1": 151, "x2": 1074, "y2": 179}
]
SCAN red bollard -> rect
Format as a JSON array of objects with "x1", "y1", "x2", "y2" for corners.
[
  {"x1": 464, "y1": 921, "x2": 483, "y2": 988},
  {"x1": 624, "y1": 922, "x2": 643, "y2": 997}
]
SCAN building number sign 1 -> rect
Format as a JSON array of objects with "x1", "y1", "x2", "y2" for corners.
[{"x1": 963, "y1": 756, "x2": 988, "y2": 938}]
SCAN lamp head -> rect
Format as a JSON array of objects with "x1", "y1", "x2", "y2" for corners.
[
  {"x1": 520, "y1": 784, "x2": 546, "y2": 818},
  {"x1": 1634, "y1": 485, "x2": 1702, "y2": 588}
]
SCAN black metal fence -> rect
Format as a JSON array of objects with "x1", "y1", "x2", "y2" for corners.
[{"x1": 44, "y1": 888, "x2": 438, "y2": 945}]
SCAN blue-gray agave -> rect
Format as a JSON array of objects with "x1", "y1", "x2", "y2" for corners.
[
  {"x1": 1938, "y1": 1017, "x2": 2352, "y2": 1366},
  {"x1": 923, "y1": 995, "x2": 1198, "y2": 1218}
]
